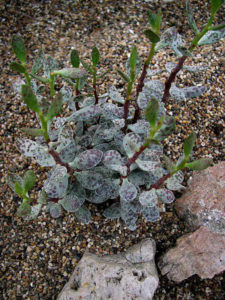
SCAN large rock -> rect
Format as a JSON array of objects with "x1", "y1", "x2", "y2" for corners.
[
  {"x1": 58, "y1": 239, "x2": 159, "y2": 300},
  {"x1": 159, "y1": 162, "x2": 225, "y2": 282},
  {"x1": 159, "y1": 226, "x2": 225, "y2": 282},
  {"x1": 175, "y1": 162, "x2": 225, "y2": 234}
]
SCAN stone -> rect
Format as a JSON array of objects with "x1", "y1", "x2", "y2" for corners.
[
  {"x1": 159, "y1": 226, "x2": 225, "y2": 282},
  {"x1": 175, "y1": 162, "x2": 225, "y2": 234},
  {"x1": 57, "y1": 239, "x2": 159, "y2": 300}
]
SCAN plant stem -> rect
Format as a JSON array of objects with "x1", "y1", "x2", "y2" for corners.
[
  {"x1": 93, "y1": 66, "x2": 99, "y2": 104},
  {"x1": 48, "y1": 149, "x2": 74, "y2": 176},
  {"x1": 24, "y1": 71, "x2": 31, "y2": 86},
  {"x1": 75, "y1": 81, "x2": 80, "y2": 110},
  {"x1": 123, "y1": 70, "x2": 135, "y2": 132},
  {"x1": 39, "y1": 114, "x2": 50, "y2": 143},
  {"x1": 133, "y1": 43, "x2": 156, "y2": 123},
  {"x1": 148, "y1": 173, "x2": 171, "y2": 190},
  {"x1": 161, "y1": 55, "x2": 187, "y2": 103}
]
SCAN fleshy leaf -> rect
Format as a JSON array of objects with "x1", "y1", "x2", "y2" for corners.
[
  {"x1": 123, "y1": 132, "x2": 142, "y2": 157},
  {"x1": 145, "y1": 98, "x2": 159, "y2": 127},
  {"x1": 119, "y1": 178, "x2": 137, "y2": 202},
  {"x1": 102, "y1": 103, "x2": 124, "y2": 120},
  {"x1": 67, "y1": 105, "x2": 101, "y2": 122},
  {"x1": 24, "y1": 204, "x2": 42, "y2": 220},
  {"x1": 70, "y1": 49, "x2": 80, "y2": 68},
  {"x1": 43, "y1": 56, "x2": 58, "y2": 78},
  {"x1": 166, "y1": 171, "x2": 184, "y2": 191},
  {"x1": 21, "y1": 85, "x2": 40, "y2": 113},
  {"x1": 43, "y1": 166, "x2": 68, "y2": 198},
  {"x1": 186, "y1": 0, "x2": 199, "y2": 34},
  {"x1": 120, "y1": 206, "x2": 138, "y2": 230},
  {"x1": 53, "y1": 68, "x2": 87, "y2": 79},
  {"x1": 136, "y1": 159, "x2": 160, "y2": 172},
  {"x1": 142, "y1": 205, "x2": 160, "y2": 222},
  {"x1": 12, "y1": 35, "x2": 26, "y2": 63},
  {"x1": 185, "y1": 158, "x2": 213, "y2": 170},
  {"x1": 91, "y1": 47, "x2": 100, "y2": 66},
  {"x1": 59, "y1": 187, "x2": 85, "y2": 212},
  {"x1": 23, "y1": 170, "x2": 36, "y2": 193},
  {"x1": 103, "y1": 150, "x2": 123, "y2": 167},
  {"x1": 137, "y1": 80, "x2": 165, "y2": 109},
  {"x1": 156, "y1": 188, "x2": 175, "y2": 204},
  {"x1": 31, "y1": 49, "x2": 44, "y2": 75},
  {"x1": 46, "y1": 93, "x2": 63, "y2": 121},
  {"x1": 21, "y1": 128, "x2": 43, "y2": 137},
  {"x1": 129, "y1": 45, "x2": 138, "y2": 72},
  {"x1": 76, "y1": 171, "x2": 104, "y2": 190},
  {"x1": 7, "y1": 173, "x2": 23, "y2": 193},
  {"x1": 88, "y1": 180, "x2": 119, "y2": 203},
  {"x1": 75, "y1": 149, "x2": 103, "y2": 170},
  {"x1": 37, "y1": 190, "x2": 47, "y2": 204},
  {"x1": 198, "y1": 28, "x2": 225, "y2": 45},
  {"x1": 103, "y1": 203, "x2": 121, "y2": 220},
  {"x1": 128, "y1": 170, "x2": 150, "y2": 187},
  {"x1": 17, "y1": 202, "x2": 31, "y2": 217},
  {"x1": 49, "y1": 203, "x2": 62, "y2": 218},
  {"x1": 60, "y1": 86, "x2": 73, "y2": 103},
  {"x1": 139, "y1": 190, "x2": 158, "y2": 206},
  {"x1": 184, "y1": 132, "x2": 196, "y2": 158},
  {"x1": 108, "y1": 86, "x2": 125, "y2": 104},
  {"x1": 144, "y1": 29, "x2": 160, "y2": 43},
  {"x1": 59, "y1": 141, "x2": 76, "y2": 163},
  {"x1": 74, "y1": 205, "x2": 91, "y2": 224},
  {"x1": 210, "y1": 0, "x2": 223, "y2": 15},
  {"x1": 10, "y1": 62, "x2": 26, "y2": 74},
  {"x1": 128, "y1": 120, "x2": 150, "y2": 135}
]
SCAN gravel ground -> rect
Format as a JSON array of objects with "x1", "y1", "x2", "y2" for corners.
[{"x1": 0, "y1": 0, "x2": 224, "y2": 299}]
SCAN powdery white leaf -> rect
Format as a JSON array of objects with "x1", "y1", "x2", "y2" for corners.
[
  {"x1": 43, "y1": 166, "x2": 68, "y2": 198},
  {"x1": 183, "y1": 86, "x2": 207, "y2": 99},
  {"x1": 75, "y1": 149, "x2": 103, "y2": 170},
  {"x1": 76, "y1": 171, "x2": 104, "y2": 190},
  {"x1": 75, "y1": 121, "x2": 83, "y2": 136},
  {"x1": 43, "y1": 56, "x2": 58, "y2": 78},
  {"x1": 123, "y1": 132, "x2": 142, "y2": 157},
  {"x1": 59, "y1": 193, "x2": 84, "y2": 212},
  {"x1": 119, "y1": 178, "x2": 137, "y2": 202},
  {"x1": 112, "y1": 118, "x2": 125, "y2": 129},
  {"x1": 88, "y1": 180, "x2": 119, "y2": 203},
  {"x1": 128, "y1": 170, "x2": 150, "y2": 186},
  {"x1": 184, "y1": 65, "x2": 206, "y2": 73},
  {"x1": 198, "y1": 28, "x2": 225, "y2": 46},
  {"x1": 108, "y1": 86, "x2": 125, "y2": 104},
  {"x1": 120, "y1": 207, "x2": 138, "y2": 231},
  {"x1": 67, "y1": 105, "x2": 101, "y2": 122},
  {"x1": 165, "y1": 62, "x2": 179, "y2": 74},
  {"x1": 147, "y1": 69, "x2": 162, "y2": 77},
  {"x1": 24, "y1": 204, "x2": 42, "y2": 220},
  {"x1": 7, "y1": 173, "x2": 23, "y2": 193},
  {"x1": 37, "y1": 190, "x2": 47, "y2": 204},
  {"x1": 77, "y1": 135, "x2": 92, "y2": 148},
  {"x1": 80, "y1": 96, "x2": 95, "y2": 108},
  {"x1": 102, "y1": 103, "x2": 124, "y2": 120},
  {"x1": 156, "y1": 188, "x2": 175, "y2": 204},
  {"x1": 60, "y1": 86, "x2": 73, "y2": 103},
  {"x1": 103, "y1": 150, "x2": 122, "y2": 167},
  {"x1": 74, "y1": 205, "x2": 91, "y2": 224},
  {"x1": 142, "y1": 205, "x2": 160, "y2": 222},
  {"x1": 59, "y1": 141, "x2": 76, "y2": 163},
  {"x1": 136, "y1": 159, "x2": 160, "y2": 172},
  {"x1": 128, "y1": 120, "x2": 150, "y2": 135},
  {"x1": 12, "y1": 78, "x2": 25, "y2": 94},
  {"x1": 166, "y1": 171, "x2": 184, "y2": 191},
  {"x1": 54, "y1": 117, "x2": 66, "y2": 129},
  {"x1": 31, "y1": 49, "x2": 44, "y2": 75},
  {"x1": 137, "y1": 80, "x2": 165, "y2": 109},
  {"x1": 121, "y1": 199, "x2": 142, "y2": 214},
  {"x1": 139, "y1": 189, "x2": 158, "y2": 206},
  {"x1": 17, "y1": 138, "x2": 55, "y2": 167},
  {"x1": 49, "y1": 203, "x2": 62, "y2": 218},
  {"x1": 103, "y1": 203, "x2": 121, "y2": 220},
  {"x1": 139, "y1": 148, "x2": 162, "y2": 161},
  {"x1": 94, "y1": 143, "x2": 112, "y2": 153}
]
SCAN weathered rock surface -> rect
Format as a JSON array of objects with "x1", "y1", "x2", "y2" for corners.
[
  {"x1": 159, "y1": 162, "x2": 225, "y2": 282},
  {"x1": 175, "y1": 162, "x2": 225, "y2": 234},
  {"x1": 159, "y1": 226, "x2": 225, "y2": 282},
  {"x1": 58, "y1": 239, "x2": 159, "y2": 300}
]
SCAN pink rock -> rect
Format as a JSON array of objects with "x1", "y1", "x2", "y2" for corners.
[
  {"x1": 159, "y1": 226, "x2": 225, "y2": 282},
  {"x1": 175, "y1": 162, "x2": 225, "y2": 233}
]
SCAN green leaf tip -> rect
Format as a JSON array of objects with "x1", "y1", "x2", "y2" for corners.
[
  {"x1": 184, "y1": 132, "x2": 196, "y2": 158},
  {"x1": 145, "y1": 98, "x2": 159, "y2": 128},
  {"x1": 12, "y1": 35, "x2": 26, "y2": 64},
  {"x1": 144, "y1": 29, "x2": 160, "y2": 43},
  {"x1": 70, "y1": 49, "x2": 80, "y2": 68},
  {"x1": 91, "y1": 47, "x2": 100, "y2": 67},
  {"x1": 23, "y1": 170, "x2": 36, "y2": 193},
  {"x1": 129, "y1": 45, "x2": 138, "y2": 72},
  {"x1": 10, "y1": 62, "x2": 26, "y2": 74},
  {"x1": 21, "y1": 85, "x2": 40, "y2": 113},
  {"x1": 186, "y1": 158, "x2": 213, "y2": 171},
  {"x1": 210, "y1": 0, "x2": 224, "y2": 15}
]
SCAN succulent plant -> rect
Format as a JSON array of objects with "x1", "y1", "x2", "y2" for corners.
[{"x1": 8, "y1": 0, "x2": 224, "y2": 229}]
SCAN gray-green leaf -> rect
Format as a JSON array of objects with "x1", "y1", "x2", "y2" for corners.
[{"x1": 12, "y1": 35, "x2": 26, "y2": 63}]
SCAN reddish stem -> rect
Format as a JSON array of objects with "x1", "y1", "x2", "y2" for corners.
[
  {"x1": 48, "y1": 149, "x2": 74, "y2": 176},
  {"x1": 122, "y1": 100, "x2": 130, "y2": 133},
  {"x1": 75, "y1": 88, "x2": 80, "y2": 110},
  {"x1": 148, "y1": 173, "x2": 171, "y2": 190},
  {"x1": 93, "y1": 84, "x2": 98, "y2": 104},
  {"x1": 162, "y1": 55, "x2": 187, "y2": 103}
]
